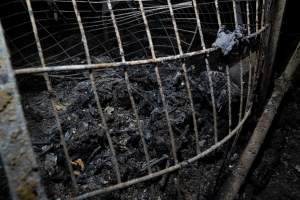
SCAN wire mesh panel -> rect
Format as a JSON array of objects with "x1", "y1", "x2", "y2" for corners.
[{"x1": 0, "y1": 0, "x2": 271, "y2": 199}]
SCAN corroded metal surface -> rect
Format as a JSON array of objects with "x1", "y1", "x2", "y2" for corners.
[
  {"x1": 0, "y1": 0, "x2": 272, "y2": 199},
  {"x1": 0, "y1": 22, "x2": 46, "y2": 200}
]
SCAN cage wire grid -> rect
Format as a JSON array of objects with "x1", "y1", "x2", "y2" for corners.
[{"x1": 0, "y1": 0, "x2": 271, "y2": 199}]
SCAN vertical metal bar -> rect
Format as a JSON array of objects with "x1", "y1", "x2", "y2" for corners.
[
  {"x1": 246, "y1": 0, "x2": 251, "y2": 34},
  {"x1": 214, "y1": 0, "x2": 222, "y2": 27},
  {"x1": 124, "y1": 72, "x2": 153, "y2": 173},
  {"x1": 70, "y1": 0, "x2": 121, "y2": 183},
  {"x1": 245, "y1": 1, "x2": 254, "y2": 110},
  {"x1": 214, "y1": 1, "x2": 233, "y2": 137},
  {"x1": 245, "y1": 55, "x2": 253, "y2": 113},
  {"x1": 225, "y1": 66, "x2": 232, "y2": 133},
  {"x1": 107, "y1": 0, "x2": 152, "y2": 175},
  {"x1": 0, "y1": 22, "x2": 47, "y2": 200},
  {"x1": 191, "y1": 0, "x2": 218, "y2": 143},
  {"x1": 245, "y1": 0, "x2": 254, "y2": 112},
  {"x1": 232, "y1": 0, "x2": 243, "y2": 28},
  {"x1": 166, "y1": 0, "x2": 200, "y2": 154},
  {"x1": 238, "y1": 61, "x2": 244, "y2": 122},
  {"x1": 260, "y1": 0, "x2": 287, "y2": 104},
  {"x1": 25, "y1": 0, "x2": 78, "y2": 194},
  {"x1": 107, "y1": 0, "x2": 124, "y2": 63},
  {"x1": 231, "y1": 0, "x2": 245, "y2": 122},
  {"x1": 256, "y1": 0, "x2": 259, "y2": 32},
  {"x1": 137, "y1": 0, "x2": 178, "y2": 164}
]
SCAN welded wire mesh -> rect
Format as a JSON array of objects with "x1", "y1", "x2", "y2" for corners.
[{"x1": 0, "y1": 0, "x2": 271, "y2": 199}]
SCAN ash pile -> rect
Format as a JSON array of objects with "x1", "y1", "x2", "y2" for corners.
[{"x1": 19, "y1": 46, "x2": 251, "y2": 200}]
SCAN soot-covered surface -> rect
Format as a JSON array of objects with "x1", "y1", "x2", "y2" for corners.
[{"x1": 17, "y1": 50, "x2": 244, "y2": 199}]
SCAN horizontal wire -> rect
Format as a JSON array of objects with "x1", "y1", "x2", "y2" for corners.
[{"x1": 14, "y1": 26, "x2": 267, "y2": 75}]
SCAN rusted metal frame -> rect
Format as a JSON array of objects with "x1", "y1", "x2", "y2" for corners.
[
  {"x1": 0, "y1": 22, "x2": 47, "y2": 200},
  {"x1": 70, "y1": 0, "x2": 121, "y2": 183},
  {"x1": 13, "y1": 26, "x2": 267, "y2": 75},
  {"x1": 222, "y1": 1, "x2": 255, "y2": 166},
  {"x1": 191, "y1": 0, "x2": 218, "y2": 144},
  {"x1": 166, "y1": 0, "x2": 200, "y2": 154},
  {"x1": 25, "y1": 0, "x2": 79, "y2": 194},
  {"x1": 137, "y1": 0, "x2": 178, "y2": 164},
  {"x1": 75, "y1": 107, "x2": 252, "y2": 200},
  {"x1": 14, "y1": 47, "x2": 214, "y2": 75},
  {"x1": 106, "y1": 0, "x2": 152, "y2": 175}
]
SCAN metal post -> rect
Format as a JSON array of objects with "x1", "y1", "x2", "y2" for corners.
[
  {"x1": 260, "y1": 0, "x2": 286, "y2": 103},
  {"x1": 0, "y1": 22, "x2": 47, "y2": 200}
]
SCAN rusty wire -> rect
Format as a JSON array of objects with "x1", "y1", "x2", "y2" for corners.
[
  {"x1": 137, "y1": 0, "x2": 179, "y2": 164},
  {"x1": 166, "y1": 0, "x2": 200, "y2": 155},
  {"x1": 106, "y1": 0, "x2": 152, "y2": 175},
  {"x1": 25, "y1": 0, "x2": 79, "y2": 194},
  {"x1": 192, "y1": 0, "x2": 218, "y2": 143},
  {"x1": 71, "y1": 0, "x2": 122, "y2": 184},
  {"x1": 1, "y1": 0, "x2": 270, "y2": 199}
]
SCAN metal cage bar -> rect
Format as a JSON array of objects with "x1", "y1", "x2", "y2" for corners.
[
  {"x1": 191, "y1": 0, "x2": 218, "y2": 143},
  {"x1": 137, "y1": 0, "x2": 178, "y2": 164},
  {"x1": 25, "y1": 0, "x2": 79, "y2": 194},
  {"x1": 106, "y1": 0, "x2": 152, "y2": 175},
  {"x1": 166, "y1": 0, "x2": 200, "y2": 154},
  {"x1": 71, "y1": 0, "x2": 122, "y2": 184},
  {"x1": 0, "y1": 0, "x2": 273, "y2": 199},
  {"x1": 0, "y1": 21, "x2": 47, "y2": 200},
  {"x1": 214, "y1": 0, "x2": 222, "y2": 27}
]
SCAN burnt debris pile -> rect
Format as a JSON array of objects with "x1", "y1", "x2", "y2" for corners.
[{"x1": 19, "y1": 49, "x2": 246, "y2": 199}]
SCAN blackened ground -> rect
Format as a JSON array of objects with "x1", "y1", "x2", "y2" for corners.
[
  {"x1": 240, "y1": 79, "x2": 300, "y2": 200},
  {"x1": 17, "y1": 51, "x2": 243, "y2": 199}
]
